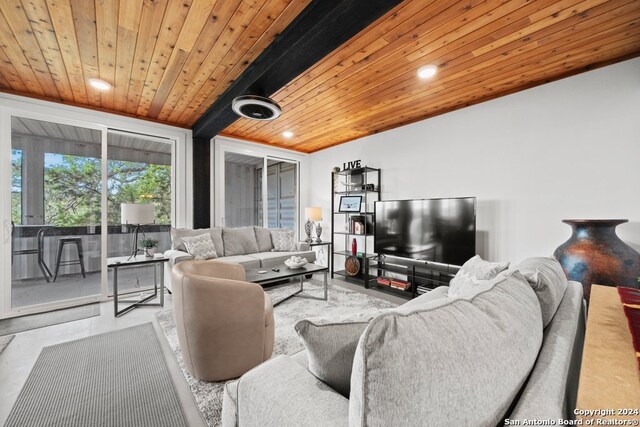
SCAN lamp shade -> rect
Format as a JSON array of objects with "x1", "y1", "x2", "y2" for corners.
[
  {"x1": 121, "y1": 203, "x2": 155, "y2": 225},
  {"x1": 305, "y1": 207, "x2": 322, "y2": 221}
]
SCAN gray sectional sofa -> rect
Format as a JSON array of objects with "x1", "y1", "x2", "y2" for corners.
[
  {"x1": 221, "y1": 257, "x2": 586, "y2": 426},
  {"x1": 163, "y1": 226, "x2": 316, "y2": 290}
]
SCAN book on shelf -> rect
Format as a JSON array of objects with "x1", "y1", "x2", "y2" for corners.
[
  {"x1": 376, "y1": 276, "x2": 391, "y2": 286},
  {"x1": 390, "y1": 278, "x2": 411, "y2": 291}
]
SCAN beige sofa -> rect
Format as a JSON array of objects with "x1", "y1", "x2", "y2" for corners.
[
  {"x1": 172, "y1": 260, "x2": 274, "y2": 381},
  {"x1": 163, "y1": 226, "x2": 316, "y2": 290}
]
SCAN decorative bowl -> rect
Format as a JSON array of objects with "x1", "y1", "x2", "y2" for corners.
[{"x1": 285, "y1": 257, "x2": 308, "y2": 269}]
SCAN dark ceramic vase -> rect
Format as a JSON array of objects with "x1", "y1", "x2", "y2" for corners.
[{"x1": 553, "y1": 219, "x2": 640, "y2": 302}]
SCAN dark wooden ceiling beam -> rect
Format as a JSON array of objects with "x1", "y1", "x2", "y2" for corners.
[{"x1": 191, "y1": 0, "x2": 404, "y2": 140}]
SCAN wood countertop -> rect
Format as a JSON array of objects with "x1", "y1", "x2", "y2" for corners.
[{"x1": 576, "y1": 284, "x2": 640, "y2": 421}]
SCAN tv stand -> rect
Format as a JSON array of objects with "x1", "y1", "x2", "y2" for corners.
[{"x1": 368, "y1": 255, "x2": 460, "y2": 299}]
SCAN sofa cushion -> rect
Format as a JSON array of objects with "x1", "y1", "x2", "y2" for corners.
[
  {"x1": 295, "y1": 311, "x2": 386, "y2": 397},
  {"x1": 181, "y1": 233, "x2": 218, "y2": 260},
  {"x1": 171, "y1": 227, "x2": 224, "y2": 256},
  {"x1": 271, "y1": 229, "x2": 297, "y2": 251},
  {"x1": 514, "y1": 257, "x2": 568, "y2": 328},
  {"x1": 350, "y1": 271, "x2": 543, "y2": 426},
  {"x1": 216, "y1": 255, "x2": 260, "y2": 270},
  {"x1": 253, "y1": 226, "x2": 274, "y2": 252},
  {"x1": 249, "y1": 251, "x2": 316, "y2": 269},
  {"x1": 223, "y1": 227, "x2": 260, "y2": 256},
  {"x1": 448, "y1": 255, "x2": 510, "y2": 297}
]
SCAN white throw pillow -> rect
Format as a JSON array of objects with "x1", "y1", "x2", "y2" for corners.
[
  {"x1": 182, "y1": 233, "x2": 218, "y2": 260},
  {"x1": 271, "y1": 229, "x2": 296, "y2": 252},
  {"x1": 448, "y1": 255, "x2": 510, "y2": 297}
]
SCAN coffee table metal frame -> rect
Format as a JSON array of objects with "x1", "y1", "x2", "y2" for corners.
[
  {"x1": 245, "y1": 263, "x2": 328, "y2": 307},
  {"x1": 107, "y1": 255, "x2": 168, "y2": 317}
]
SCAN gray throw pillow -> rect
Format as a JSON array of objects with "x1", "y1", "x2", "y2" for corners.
[
  {"x1": 295, "y1": 311, "x2": 385, "y2": 397},
  {"x1": 350, "y1": 271, "x2": 542, "y2": 426},
  {"x1": 271, "y1": 229, "x2": 296, "y2": 252},
  {"x1": 514, "y1": 257, "x2": 568, "y2": 327},
  {"x1": 182, "y1": 233, "x2": 218, "y2": 260},
  {"x1": 209, "y1": 227, "x2": 225, "y2": 257},
  {"x1": 253, "y1": 226, "x2": 273, "y2": 252},
  {"x1": 222, "y1": 227, "x2": 260, "y2": 256}
]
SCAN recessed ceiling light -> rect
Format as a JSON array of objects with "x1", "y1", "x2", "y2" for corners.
[
  {"x1": 283, "y1": 131, "x2": 294, "y2": 139},
  {"x1": 89, "y1": 78, "x2": 111, "y2": 91},
  {"x1": 417, "y1": 64, "x2": 438, "y2": 79}
]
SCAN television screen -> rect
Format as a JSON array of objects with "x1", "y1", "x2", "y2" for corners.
[{"x1": 374, "y1": 197, "x2": 476, "y2": 265}]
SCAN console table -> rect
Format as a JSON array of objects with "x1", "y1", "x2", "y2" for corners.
[
  {"x1": 107, "y1": 255, "x2": 168, "y2": 317},
  {"x1": 576, "y1": 284, "x2": 640, "y2": 421}
]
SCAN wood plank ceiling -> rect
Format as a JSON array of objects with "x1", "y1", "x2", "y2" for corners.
[
  {"x1": 0, "y1": 0, "x2": 310, "y2": 125},
  {"x1": 223, "y1": 0, "x2": 640, "y2": 152},
  {"x1": 0, "y1": 0, "x2": 639, "y2": 153}
]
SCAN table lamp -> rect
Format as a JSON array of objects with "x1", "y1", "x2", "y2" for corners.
[
  {"x1": 121, "y1": 203, "x2": 155, "y2": 260},
  {"x1": 305, "y1": 207, "x2": 323, "y2": 243}
]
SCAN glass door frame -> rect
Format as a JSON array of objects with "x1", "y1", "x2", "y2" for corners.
[
  {"x1": 0, "y1": 98, "x2": 187, "y2": 319},
  {"x1": 1, "y1": 110, "x2": 108, "y2": 316},
  {"x1": 214, "y1": 137, "x2": 302, "y2": 235}
]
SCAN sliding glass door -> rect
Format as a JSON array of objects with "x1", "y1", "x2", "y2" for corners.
[
  {"x1": 219, "y1": 147, "x2": 299, "y2": 233},
  {"x1": 9, "y1": 116, "x2": 103, "y2": 310},
  {"x1": 2, "y1": 114, "x2": 176, "y2": 316}
]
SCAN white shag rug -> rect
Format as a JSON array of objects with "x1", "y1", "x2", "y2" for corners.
[{"x1": 156, "y1": 279, "x2": 396, "y2": 426}]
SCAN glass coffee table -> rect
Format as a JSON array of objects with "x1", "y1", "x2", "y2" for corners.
[{"x1": 245, "y1": 263, "x2": 328, "y2": 306}]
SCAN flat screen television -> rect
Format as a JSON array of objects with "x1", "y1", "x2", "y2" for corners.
[{"x1": 374, "y1": 197, "x2": 476, "y2": 265}]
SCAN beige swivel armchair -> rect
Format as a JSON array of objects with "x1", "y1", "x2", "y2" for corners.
[{"x1": 172, "y1": 260, "x2": 275, "y2": 381}]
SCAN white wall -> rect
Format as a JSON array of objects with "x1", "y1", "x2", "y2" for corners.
[{"x1": 309, "y1": 58, "x2": 640, "y2": 263}]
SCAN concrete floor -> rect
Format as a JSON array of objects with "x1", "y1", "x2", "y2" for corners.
[{"x1": 0, "y1": 276, "x2": 405, "y2": 426}]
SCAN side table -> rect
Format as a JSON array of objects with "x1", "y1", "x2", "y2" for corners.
[
  {"x1": 309, "y1": 241, "x2": 331, "y2": 271},
  {"x1": 576, "y1": 284, "x2": 640, "y2": 422},
  {"x1": 107, "y1": 255, "x2": 168, "y2": 317}
]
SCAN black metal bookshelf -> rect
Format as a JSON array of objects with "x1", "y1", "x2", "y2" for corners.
[{"x1": 331, "y1": 166, "x2": 381, "y2": 288}]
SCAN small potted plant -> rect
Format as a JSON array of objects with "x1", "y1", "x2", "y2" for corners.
[{"x1": 139, "y1": 238, "x2": 159, "y2": 257}]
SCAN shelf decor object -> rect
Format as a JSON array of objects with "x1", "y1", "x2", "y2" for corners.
[
  {"x1": 554, "y1": 219, "x2": 640, "y2": 302},
  {"x1": 304, "y1": 207, "x2": 322, "y2": 243},
  {"x1": 121, "y1": 203, "x2": 155, "y2": 260}
]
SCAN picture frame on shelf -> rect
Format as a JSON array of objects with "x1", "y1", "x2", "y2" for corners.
[
  {"x1": 339, "y1": 195, "x2": 362, "y2": 212},
  {"x1": 353, "y1": 220, "x2": 365, "y2": 235}
]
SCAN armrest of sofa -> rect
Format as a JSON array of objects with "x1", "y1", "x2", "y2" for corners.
[
  {"x1": 164, "y1": 249, "x2": 193, "y2": 266},
  {"x1": 296, "y1": 241, "x2": 311, "y2": 251},
  {"x1": 230, "y1": 355, "x2": 349, "y2": 427}
]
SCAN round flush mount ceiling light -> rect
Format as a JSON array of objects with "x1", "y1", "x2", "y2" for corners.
[
  {"x1": 232, "y1": 95, "x2": 281, "y2": 121},
  {"x1": 88, "y1": 78, "x2": 112, "y2": 91},
  {"x1": 282, "y1": 131, "x2": 294, "y2": 138},
  {"x1": 417, "y1": 64, "x2": 438, "y2": 79}
]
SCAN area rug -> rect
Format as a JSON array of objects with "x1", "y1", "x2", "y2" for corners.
[
  {"x1": 0, "y1": 334, "x2": 15, "y2": 355},
  {"x1": 0, "y1": 303, "x2": 100, "y2": 336},
  {"x1": 5, "y1": 323, "x2": 188, "y2": 427},
  {"x1": 156, "y1": 279, "x2": 396, "y2": 426}
]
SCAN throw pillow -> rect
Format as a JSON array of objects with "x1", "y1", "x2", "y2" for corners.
[
  {"x1": 271, "y1": 229, "x2": 297, "y2": 252},
  {"x1": 295, "y1": 311, "x2": 386, "y2": 397},
  {"x1": 514, "y1": 257, "x2": 568, "y2": 328},
  {"x1": 222, "y1": 227, "x2": 260, "y2": 256},
  {"x1": 448, "y1": 255, "x2": 510, "y2": 297},
  {"x1": 171, "y1": 227, "x2": 208, "y2": 251},
  {"x1": 182, "y1": 233, "x2": 218, "y2": 260},
  {"x1": 350, "y1": 271, "x2": 542, "y2": 426},
  {"x1": 253, "y1": 226, "x2": 274, "y2": 252},
  {"x1": 170, "y1": 227, "x2": 224, "y2": 256}
]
